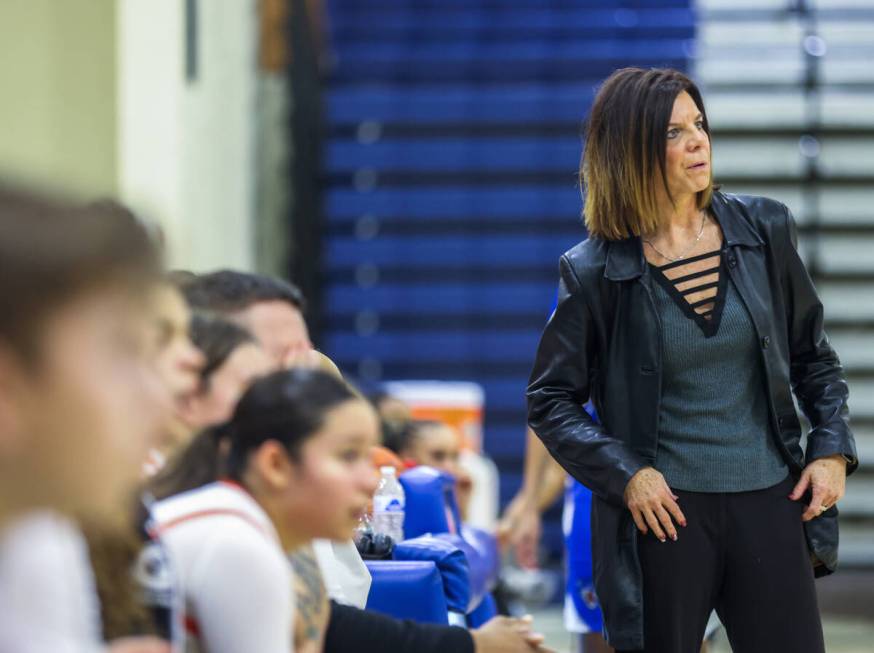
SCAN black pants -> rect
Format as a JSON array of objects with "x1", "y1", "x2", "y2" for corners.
[{"x1": 619, "y1": 476, "x2": 825, "y2": 653}]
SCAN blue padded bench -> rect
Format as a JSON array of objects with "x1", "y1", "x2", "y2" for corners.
[{"x1": 364, "y1": 560, "x2": 450, "y2": 624}]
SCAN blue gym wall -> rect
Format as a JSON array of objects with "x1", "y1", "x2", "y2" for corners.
[{"x1": 319, "y1": 0, "x2": 695, "y2": 556}]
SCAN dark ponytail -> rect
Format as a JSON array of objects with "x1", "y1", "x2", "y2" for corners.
[
  {"x1": 147, "y1": 426, "x2": 229, "y2": 500},
  {"x1": 147, "y1": 314, "x2": 257, "y2": 500},
  {"x1": 226, "y1": 369, "x2": 358, "y2": 479}
]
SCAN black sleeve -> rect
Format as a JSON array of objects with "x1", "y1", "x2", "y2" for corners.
[
  {"x1": 527, "y1": 254, "x2": 647, "y2": 506},
  {"x1": 324, "y1": 601, "x2": 475, "y2": 653},
  {"x1": 778, "y1": 205, "x2": 857, "y2": 471}
]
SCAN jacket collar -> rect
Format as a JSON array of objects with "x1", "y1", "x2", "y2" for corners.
[
  {"x1": 709, "y1": 190, "x2": 765, "y2": 248},
  {"x1": 603, "y1": 191, "x2": 764, "y2": 281},
  {"x1": 604, "y1": 237, "x2": 645, "y2": 281}
]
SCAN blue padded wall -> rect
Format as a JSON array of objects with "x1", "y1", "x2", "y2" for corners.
[{"x1": 320, "y1": 0, "x2": 694, "y2": 556}]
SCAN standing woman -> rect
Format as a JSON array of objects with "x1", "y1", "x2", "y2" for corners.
[{"x1": 527, "y1": 68, "x2": 857, "y2": 653}]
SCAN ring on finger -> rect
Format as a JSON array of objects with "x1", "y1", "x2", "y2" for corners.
[{"x1": 819, "y1": 504, "x2": 831, "y2": 514}]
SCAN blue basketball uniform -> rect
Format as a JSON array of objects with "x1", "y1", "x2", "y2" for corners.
[
  {"x1": 544, "y1": 297, "x2": 604, "y2": 633},
  {"x1": 562, "y1": 478, "x2": 603, "y2": 633}
]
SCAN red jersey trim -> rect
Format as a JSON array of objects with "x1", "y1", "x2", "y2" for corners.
[
  {"x1": 184, "y1": 615, "x2": 201, "y2": 637},
  {"x1": 156, "y1": 507, "x2": 268, "y2": 538}
]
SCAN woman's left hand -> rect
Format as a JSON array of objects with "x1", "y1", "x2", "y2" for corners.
[{"x1": 789, "y1": 455, "x2": 848, "y2": 521}]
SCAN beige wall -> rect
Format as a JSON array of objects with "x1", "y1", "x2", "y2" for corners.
[
  {"x1": 117, "y1": 0, "x2": 258, "y2": 271},
  {"x1": 0, "y1": 1, "x2": 117, "y2": 196},
  {"x1": 0, "y1": 0, "x2": 259, "y2": 271}
]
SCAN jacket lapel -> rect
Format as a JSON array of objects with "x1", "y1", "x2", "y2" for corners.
[
  {"x1": 710, "y1": 191, "x2": 765, "y2": 248},
  {"x1": 604, "y1": 236, "x2": 645, "y2": 281}
]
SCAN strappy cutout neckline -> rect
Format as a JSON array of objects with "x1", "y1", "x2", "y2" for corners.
[{"x1": 649, "y1": 249, "x2": 727, "y2": 338}]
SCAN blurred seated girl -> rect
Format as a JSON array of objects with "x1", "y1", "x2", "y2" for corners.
[
  {"x1": 178, "y1": 314, "x2": 275, "y2": 429},
  {"x1": 85, "y1": 307, "x2": 273, "y2": 643},
  {"x1": 148, "y1": 318, "x2": 370, "y2": 653},
  {"x1": 393, "y1": 420, "x2": 473, "y2": 518},
  {"x1": 151, "y1": 369, "x2": 379, "y2": 653},
  {"x1": 146, "y1": 314, "x2": 273, "y2": 498}
]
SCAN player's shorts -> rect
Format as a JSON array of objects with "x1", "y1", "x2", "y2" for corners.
[{"x1": 562, "y1": 478, "x2": 604, "y2": 634}]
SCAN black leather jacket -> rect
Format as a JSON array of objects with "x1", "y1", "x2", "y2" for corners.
[{"x1": 527, "y1": 191, "x2": 857, "y2": 650}]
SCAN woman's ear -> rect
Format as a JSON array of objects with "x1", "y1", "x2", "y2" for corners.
[{"x1": 251, "y1": 440, "x2": 295, "y2": 491}]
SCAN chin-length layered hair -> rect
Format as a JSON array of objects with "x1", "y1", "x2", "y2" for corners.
[{"x1": 581, "y1": 68, "x2": 714, "y2": 241}]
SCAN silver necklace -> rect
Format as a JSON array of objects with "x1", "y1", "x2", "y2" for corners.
[{"x1": 643, "y1": 211, "x2": 707, "y2": 262}]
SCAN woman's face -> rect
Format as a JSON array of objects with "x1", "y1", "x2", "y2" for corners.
[
  {"x1": 4, "y1": 287, "x2": 167, "y2": 522},
  {"x1": 283, "y1": 399, "x2": 380, "y2": 542},
  {"x1": 182, "y1": 342, "x2": 274, "y2": 430},
  {"x1": 406, "y1": 423, "x2": 461, "y2": 479},
  {"x1": 150, "y1": 286, "x2": 205, "y2": 448},
  {"x1": 232, "y1": 300, "x2": 312, "y2": 368},
  {"x1": 662, "y1": 91, "x2": 711, "y2": 202}
]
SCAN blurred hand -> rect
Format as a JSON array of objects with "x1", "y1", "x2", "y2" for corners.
[
  {"x1": 515, "y1": 614, "x2": 556, "y2": 652},
  {"x1": 789, "y1": 455, "x2": 847, "y2": 522},
  {"x1": 497, "y1": 494, "x2": 542, "y2": 569},
  {"x1": 471, "y1": 615, "x2": 555, "y2": 653},
  {"x1": 455, "y1": 468, "x2": 474, "y2": 521},
  {"x1": 282, "y1": 345, "x2": 321, "y2": 370},
  {"x1": 107, "y1": 637, "x2": 171, "y2": 653},
  {"x1": 623, "y1": 467, "x2": 686, "y2": 542}
]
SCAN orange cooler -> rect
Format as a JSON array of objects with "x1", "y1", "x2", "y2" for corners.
[{"x1": 382, "y1": 381, "x2": 485, "y2": 453}]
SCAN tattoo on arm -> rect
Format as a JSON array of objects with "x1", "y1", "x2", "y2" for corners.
[{"x1": 288, "y1": 546, "x2": 328, "y2": 644}]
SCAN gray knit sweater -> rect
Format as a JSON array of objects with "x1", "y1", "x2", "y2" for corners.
[{"x1": 649, "y1": 269, "x2": 788, "y2": 493}]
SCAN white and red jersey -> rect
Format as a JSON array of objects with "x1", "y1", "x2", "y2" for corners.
[{"x1": 152, "y1": 481, "x2": 294, "y2": 653}]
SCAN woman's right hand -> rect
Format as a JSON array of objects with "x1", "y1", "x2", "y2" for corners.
[{"x1": 623, "y1": 467, "x2": 687, "y2": 542}]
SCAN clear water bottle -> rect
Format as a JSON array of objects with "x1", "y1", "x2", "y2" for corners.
[
  {"x1": 372, "y1": 466, "x2": 405, "y2": 544},
  {"x1": 353, "y1": 512, "x2": 373, "y2": 547}
]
